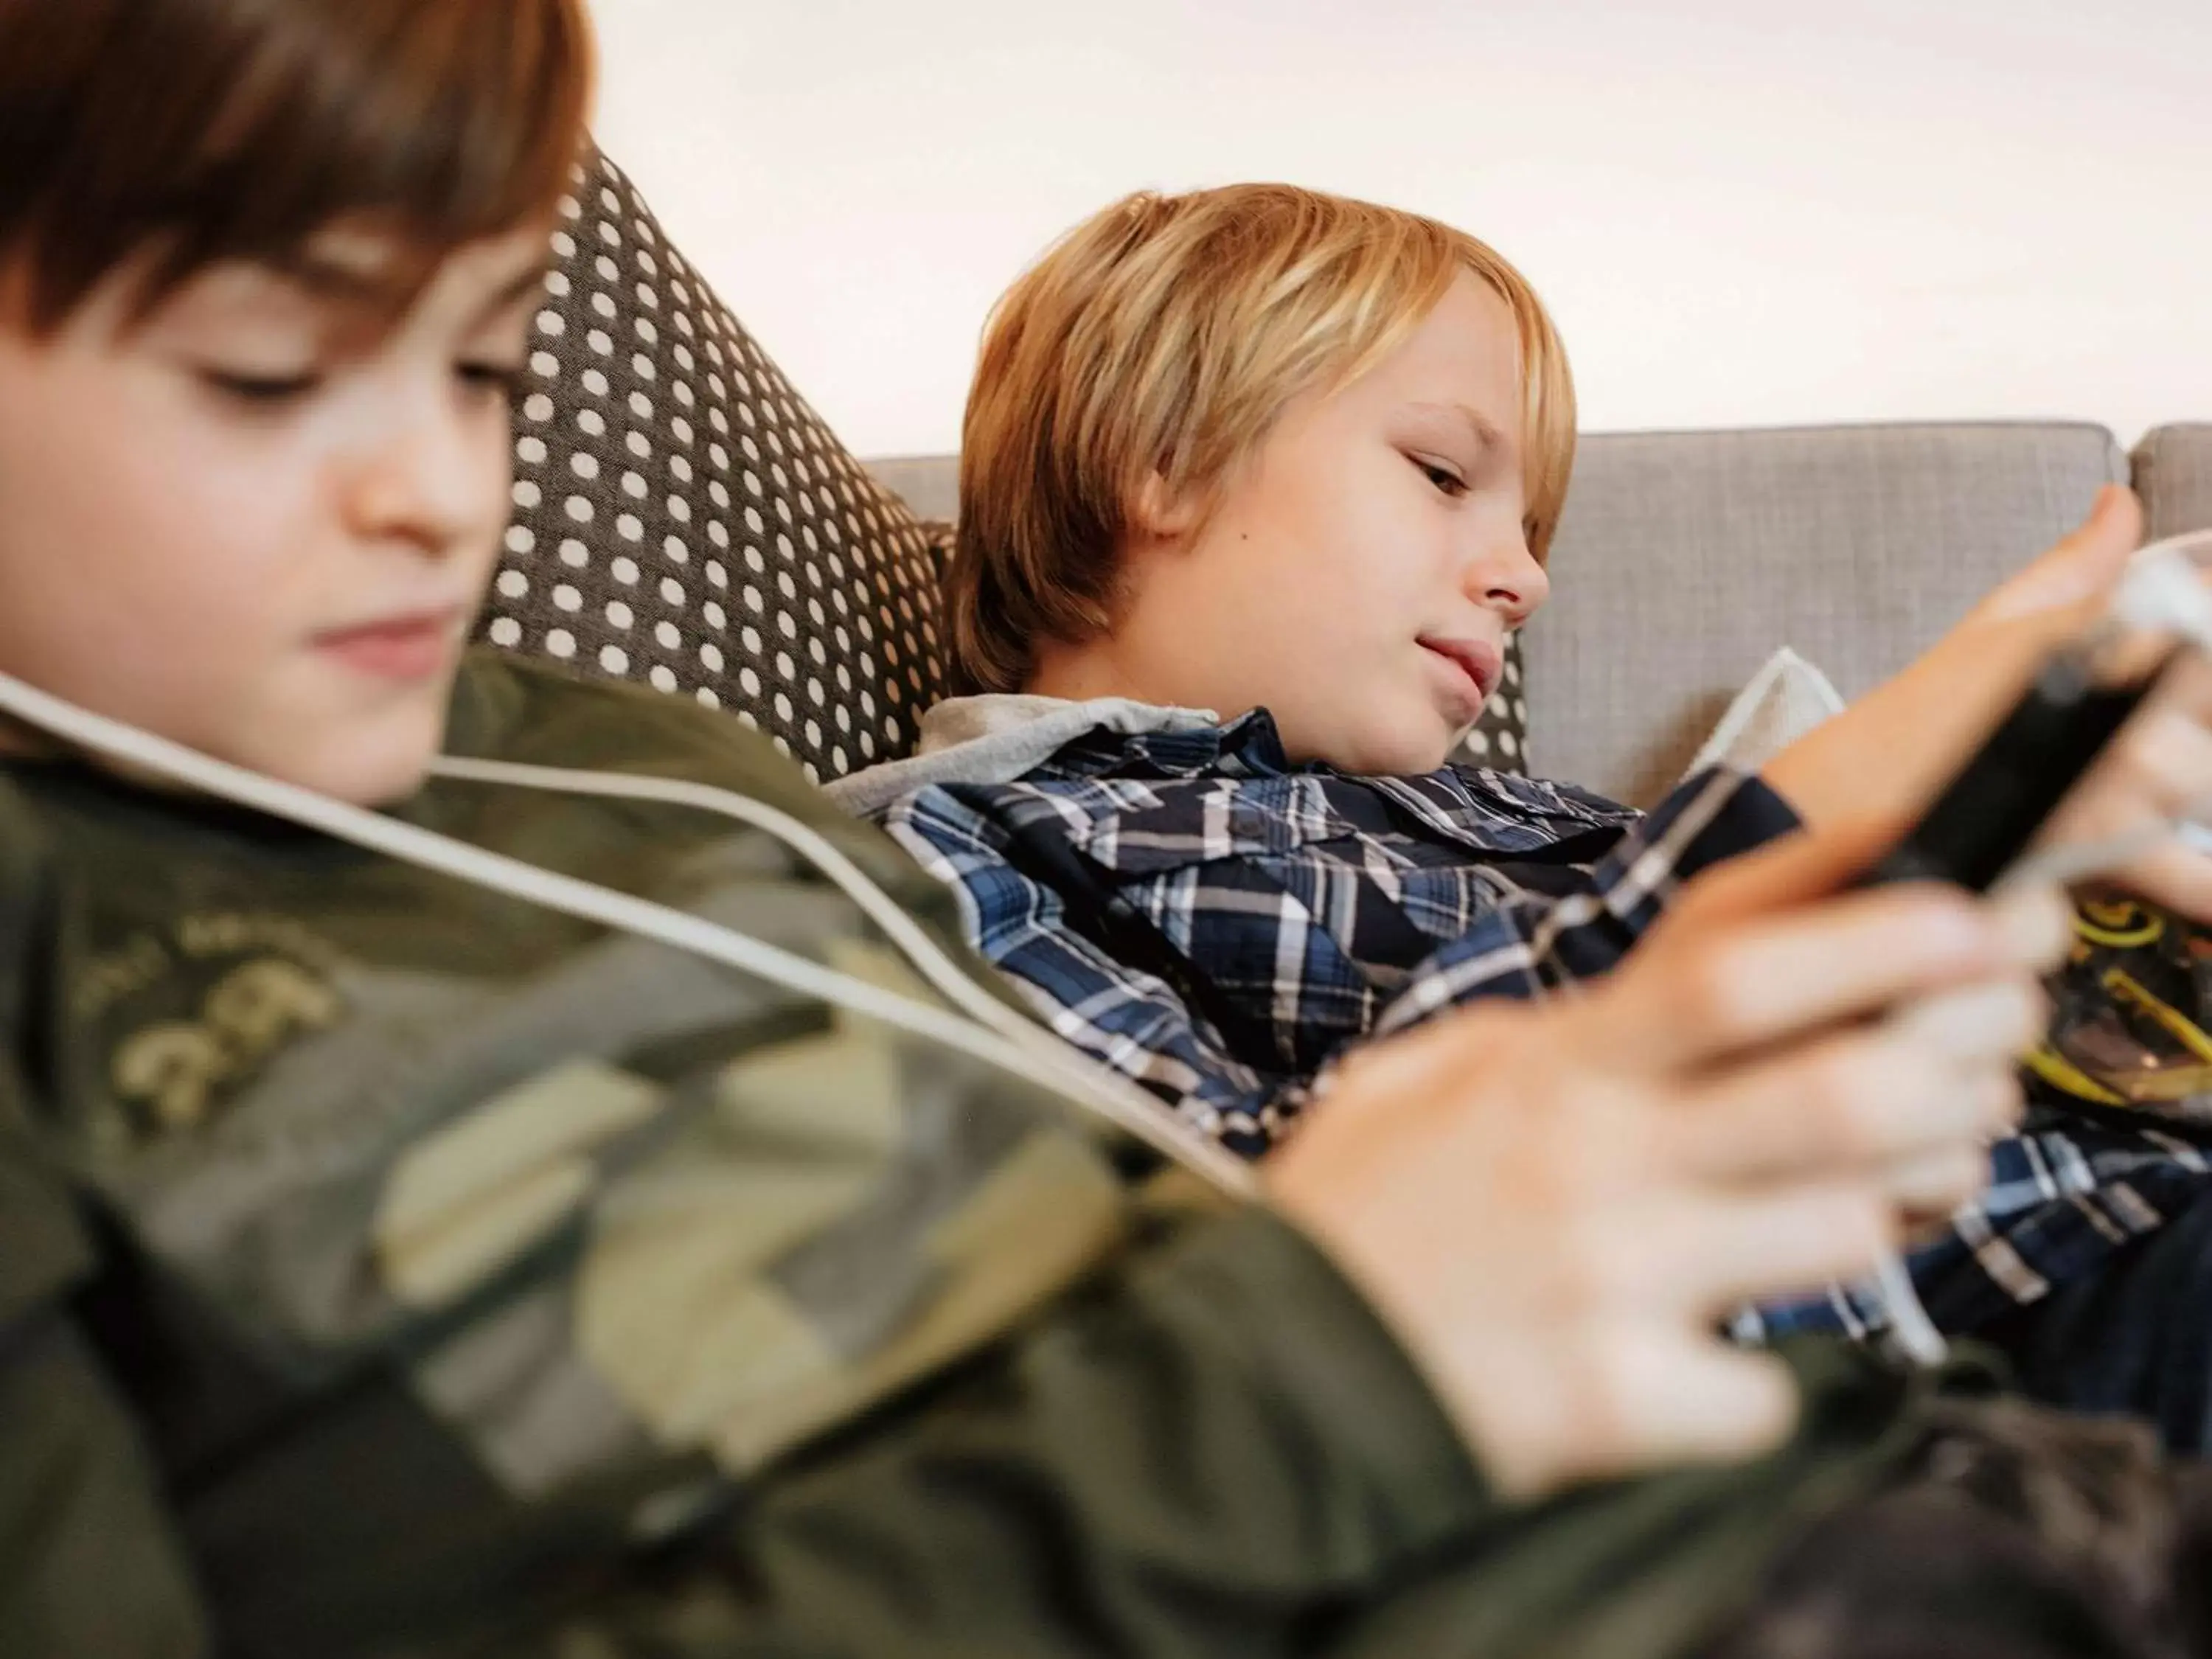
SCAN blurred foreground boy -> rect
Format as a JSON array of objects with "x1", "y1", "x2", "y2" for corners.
[{"x1": 4, "y1": 3, "x2": 2210, "y2": 1656}]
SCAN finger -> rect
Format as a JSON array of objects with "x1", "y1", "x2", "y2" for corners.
[
  {"x1": 1657, "y1": 819, "x2": 1904, "y2": 931},
  {"x1": 1887, "y1": 1144, "x2": 1995, "y2": 1227},
  {"x1": 1984, "y1": 882, "x2": 2074, "y2": 975},
  {"x1": 1663, "y1": 1026, "x2": 2025, "y2": 1181},
  {"x1": 1602, "y1": 885, "x2": 2013, "y2": 1074},
  {"x1": 1629, "y1": 1181, "x2": 1898, "y2": 1313},
  {"x1": 1664, "y1": 826, "x2": 2065, "y2": 959},
  {"x1": 2104, "y1": 837, "x2": 2212, "y2": 927},
  {"x1": 1966, "y1": 485, "x2": 2143, "y2": 627},
  {"x1": 1574, "y1": 1340, "x2": 1802, "y2": 1480},
  {"x1": 2128, "y1": 703, "x2": 2212, "y2": 799},
  {"x1": 2148, "y1": 648, "x2": 2212, "y2": 730},
  {"x1": 1883, "y1": 979, "x2": 2051, "y2": 1065},
  {"x1": 1464, "y1": 1332, "x2": 1801, "y2": 1498},
  {"x1": 2053, "y1": 706, "x2": 2212, "y2": 848},
  {"x1": 2054, "y1": 695, "x2": 2212, "y2": 918}
]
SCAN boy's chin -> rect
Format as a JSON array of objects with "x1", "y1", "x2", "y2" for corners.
[
  {"x1": 1304, "y1": 720, "x2": 1458, "y2": 779},
  {"x1": 237, "y1": 698, "x2": 451, "y2": 807}
]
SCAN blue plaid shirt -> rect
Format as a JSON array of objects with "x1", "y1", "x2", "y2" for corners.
[{"x1": 871, "y1": 708, "x2": 2212, "y2": 1341}]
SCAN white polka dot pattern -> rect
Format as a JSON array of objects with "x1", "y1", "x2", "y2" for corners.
[
  {"x1": 1448, "y1": 635, "x2": 1531, "y2": 776},
  {"x1": 484, "y1": 143, "x2": 953, "y2": 779}
]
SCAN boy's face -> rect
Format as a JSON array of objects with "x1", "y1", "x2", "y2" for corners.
[
  {"x1": 0, "y1": 226, "x2": 547, "y2": 805},
  {"x1": 1092, "y1": 271, "x2": 1550, "y2": 776}
]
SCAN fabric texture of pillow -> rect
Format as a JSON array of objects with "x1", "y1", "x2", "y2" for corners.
[
  {"x1": 1450, "y1": 633, "x2": 1531, "y2": 776},
  {"x1": 483, "y1": 140, "x2": 952, "y2": 782},
  {"x1": 1686, "y1": 646, "x2": 1846, "y2": 778}
]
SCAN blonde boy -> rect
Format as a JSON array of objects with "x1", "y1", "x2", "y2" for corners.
[{"x1": 843, "y1": 183, "x2": 2212, "y2": 1397}]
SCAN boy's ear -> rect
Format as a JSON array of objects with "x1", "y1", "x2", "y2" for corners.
[{"x1": 1130, "y1": 467, "x2": 1202, "y2": 543}]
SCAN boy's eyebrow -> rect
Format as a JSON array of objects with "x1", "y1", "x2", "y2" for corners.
[
  {"x1": 476, "y1": 262, "x2": 554, "y2": 322},
  {"x1": 1406, "y1": 400, "x2": 1510, "y2": 454},
  {"x1": 265, "y1": 244, "x2": 414, "y2": 305}
]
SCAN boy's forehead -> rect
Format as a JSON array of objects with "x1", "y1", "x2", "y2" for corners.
[
  {"x1": 1409, "y1": 274, "x2": 1519, "y2": 368},
  {"x1": 1368, "y1": 278, "x2": 1522, "y2": 410},
  {"x1": 165, "y1": 222, "x2": 549, "y2": 327}
]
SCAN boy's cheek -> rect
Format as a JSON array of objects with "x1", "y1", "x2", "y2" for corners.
[
  {"x1": 459, "y1": 519, "x2": 510, "y2": 598},
  {"x1": 1353, "y1": 687, "x2": 1460, "y2": 778}
]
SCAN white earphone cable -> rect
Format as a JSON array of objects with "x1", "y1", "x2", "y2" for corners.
[
  {"x1": 425, "y1": 756, "x2": 1061, "y2": 1057},
  {"x1": 420, "y1": 753, "x2": 1253, "y2": 1184}
]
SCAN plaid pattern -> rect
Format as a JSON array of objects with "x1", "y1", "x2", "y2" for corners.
[
  {"x1": 1742, "y1": 1116, "x2": 2212, "y2": 1344},
  {"x1": 873, "y1": 711, "x2": 1784, "y2": 1152},
  {"x1": 874, "y1": 709, "x2": 2212, "y2": 1343}
]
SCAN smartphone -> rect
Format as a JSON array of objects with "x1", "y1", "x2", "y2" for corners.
[
  {"x1": 1852, "y1": 624, "x2": 2183, "y2": 1363},
  {"x1": 1861, "y1": 641, "x2": 2174, "y2": 896}
]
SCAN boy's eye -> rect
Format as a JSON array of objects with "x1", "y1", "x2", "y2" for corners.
[
  {"x1": 1413, "y1": 456, "x2": 1468, "y2": 497},
  {"x1": 203, "y1": 369, "x2": 320, "y2": 404},
  {"x1": 459, "y1": 361, "x2": 524, "y2": 399}
]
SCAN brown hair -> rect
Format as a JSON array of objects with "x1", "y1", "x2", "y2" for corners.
[
  {"x1": 0, "y1": 0, "x2": 595, "y2": 333},
  {"x1": 946, "y1": 184, "x2": 1576, "y2": 696}
]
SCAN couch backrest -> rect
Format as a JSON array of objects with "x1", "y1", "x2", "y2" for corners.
[
  {"x1": 872, "y1": 421, "x2": 2142, "y2": 805},
  {"x1": 1528, "y1": 422, "x2": 2124, "y2": 802},
  {"x1": 867, "y1": 458, "x2": 960, "y2": 526},
  {"x1": 2135, "y1": 425, "x2": 2212, "y2": 543}
]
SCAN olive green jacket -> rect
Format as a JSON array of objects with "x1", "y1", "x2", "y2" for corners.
[{"x1": 0, "y1": 653, "x2": 1959, "y2": 1659}]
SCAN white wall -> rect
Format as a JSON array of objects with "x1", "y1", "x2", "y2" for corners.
[{"x1": 591, "y1": 0, "x2": 2211, "y2": 459}]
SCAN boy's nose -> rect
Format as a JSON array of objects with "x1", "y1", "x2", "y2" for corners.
[
  {"x1": 1466, "y1": 535, "x2": 1551, "y2": 627},
  {"x1": 341, "y1": 399, "x2": 494, "y2": 558}
]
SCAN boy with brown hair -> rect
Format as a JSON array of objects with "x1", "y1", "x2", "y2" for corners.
[
  {"x1": 844, "y1": 181, "x2": 2212, "y2": 1408},
  {"x1": 6, "y1": 4, "x2": 2211, "y2": 1656}
]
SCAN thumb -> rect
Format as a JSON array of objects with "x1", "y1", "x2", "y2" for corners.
[
  {"x1": 1970, "y1": 484, "x2": 2145, "y2": 627},
  {"x1": 1522, "y1": 1337, "x2": 1801, "y2": 1493},
  {"x1": 1624, "y1": 1345, "x2": 1802, "y2": 1471},
  {"x1": 1657, "y1": 816, "x2": 1901, "y2": 931}
]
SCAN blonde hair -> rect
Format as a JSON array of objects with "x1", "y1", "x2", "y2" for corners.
[{"x1": 945, "y1": 182, "x2": 1576, "y2": 695}]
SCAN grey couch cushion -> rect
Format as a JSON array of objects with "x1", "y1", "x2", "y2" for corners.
[
  {"x1": 1531, "y1": 422, "x2": 2124, "y2": 804},
  {"x1": 2133, "y1": 425, "x2": 2212, "y2": 541},
  {"x1": 867, "y1": 456, "x2": 960, "y2": 525}
]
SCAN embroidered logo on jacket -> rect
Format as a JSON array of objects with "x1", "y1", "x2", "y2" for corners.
[{"x1": 94, "y1": 913, "x2": 347, "y2": 1138}]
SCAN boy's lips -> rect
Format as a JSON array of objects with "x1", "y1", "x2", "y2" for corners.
[
  {"x1": 1418, "y1": 636, "x2": 1503, "y2": 712},
  {"x1": 313, "y1": 608, "x2": 467, "y2": 682}
]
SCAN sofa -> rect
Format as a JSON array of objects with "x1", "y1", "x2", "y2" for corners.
[{"x1": 484, "y1": 139, "x2": 2212, "y2": 817}]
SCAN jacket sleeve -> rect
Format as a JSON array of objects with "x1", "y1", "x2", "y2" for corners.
[
  {"x1": 0, "y1": 1172, "x2": 1489, "y2": 1659},
  {"x1": 0, "y1": 794, "x2": 212, "y2": 1659},
  {"x1": 501, "y1": 1206, "x2": 1496, "y2": 1659},
  {"x1": 0, "y1": 1160, "x2": 213, "y2": 1659}
]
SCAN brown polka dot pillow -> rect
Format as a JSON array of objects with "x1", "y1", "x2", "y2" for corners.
[{"x1": 482, "y1": 140, "x2": 950, "y2": 782}]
